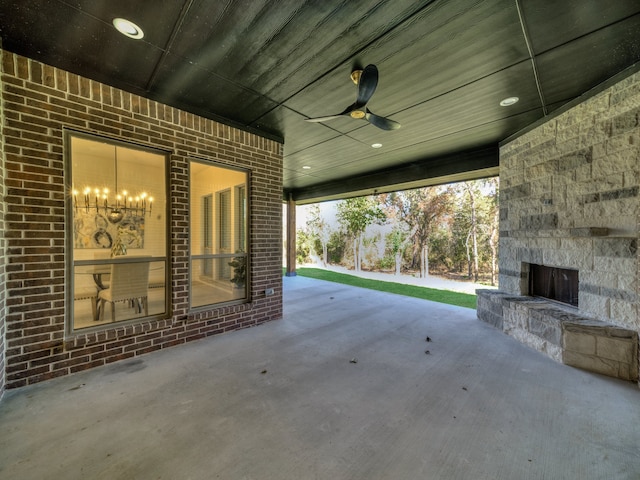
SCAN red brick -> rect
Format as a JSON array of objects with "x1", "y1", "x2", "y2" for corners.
[{"x1": 0, "y1": 50, "x2": 283, "y2": 391}]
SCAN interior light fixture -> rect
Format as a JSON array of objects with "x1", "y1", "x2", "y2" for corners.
[
  {"x1": 371, "y1": 143, "x2": 383, "y2": 148},
  {"x1": 113, "y1": 18, "x2": 144, "y2": 39},
  {"x1": 72, "y1": 146, "x2": 153, "y2": 224},
  {"x1": 500, "y1": 96, "x2": 519, "y2": 107}
]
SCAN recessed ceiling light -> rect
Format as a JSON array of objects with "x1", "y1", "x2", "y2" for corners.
[
  {"x1": 499, "y1": 96, "x2": 519, "y2": 107},
  {"x1": 113, "y1": 18, "x2": 144, "y2": 39},
  {"x1": 371, "y1": 143, "x2": 383, "y2": 148},
  {"x1": 302, "y1": 165, "x2": 311, "y2": 169}
]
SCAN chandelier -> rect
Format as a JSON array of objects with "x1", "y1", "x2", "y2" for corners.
[
  {"x1": 72, "y1": 145, "x2": 153, "y2": 224},
  {"x1": 72, "y1": 187, "x2": 153, "y2": 223}
]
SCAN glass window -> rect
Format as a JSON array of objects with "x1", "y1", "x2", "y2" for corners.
[
  {"x1": 190, "y1": 160, "x2": 249, "y2": 308},
  {"x1": 67, "y1": 133, "x2": 168, "y2": 332}
]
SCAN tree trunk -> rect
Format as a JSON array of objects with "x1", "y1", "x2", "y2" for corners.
[
  {"x1": 411, "y1": 245, "x2": 420, "y2": 271},
  {"x1": 420, "y1": 244, "x2": 429, "y2": 278},
  {"x1": 465, "y1": 184, "x2": 479, "y2": 282},
  {"x1": 466, "y1": 230, "x2": 472, "y2": 279},
  {"x1": 322, "y1": 243, "x2": 328, "y2": 267},
  {"x1": 489, "y1": 206, "x2": 499, "y2": 286},
  {"x1": 424, "y1": 245, "x2": 429, "y2": 277},
  {"x1": 353, "y1": 237, "x2": 359, "y2": 272},
  {"x1": 395, "y1": 251, "x2": 402, "y2": 275}
]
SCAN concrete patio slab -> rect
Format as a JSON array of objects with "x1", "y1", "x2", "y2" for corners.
[{"x1": 0, "y1": 276, "x2": 638, "y2": 479}]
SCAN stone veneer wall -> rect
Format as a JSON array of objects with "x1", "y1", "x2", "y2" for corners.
[
  {"x1": 497, "y1": 68, "x2": 640, "y2": 379},
  {"x1": 0, "y1": 51, "x2": 283, "y2": 389}
]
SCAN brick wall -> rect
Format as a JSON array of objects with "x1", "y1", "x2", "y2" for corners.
[
  {"x1": 0, "y1": 48, "x2": 6, "y2": 398},
  {"x1": 0, "y1": 50, "x2": 283, "y2": 389}
]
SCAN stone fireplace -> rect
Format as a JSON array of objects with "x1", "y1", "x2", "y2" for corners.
[{"x1": 477, "y1": 68, "x2": 640, "y2": 383}]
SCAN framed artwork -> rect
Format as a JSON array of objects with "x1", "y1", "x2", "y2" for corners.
[{"x1": 73, "y1": 210, "x2": 145, "y2": 249}]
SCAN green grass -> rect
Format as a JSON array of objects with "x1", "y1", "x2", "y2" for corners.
[{"x1": 290, "y1": 267, "x2": 477, "y2": 309}]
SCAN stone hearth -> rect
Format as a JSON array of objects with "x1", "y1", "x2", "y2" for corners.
[
  {"x1": 477, "y1": 68, "x2": 640, "y2": 383},
  {"x1": 477, "y1": 290, "x2": 637, "y2": 381}
]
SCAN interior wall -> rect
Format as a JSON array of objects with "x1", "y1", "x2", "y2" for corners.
[
  {"x1": 498, "y1": 69, "x2": 640, "y2": 335},
  {"x1": 0, "y1": 50, "x2": 283, "y2": 389}
]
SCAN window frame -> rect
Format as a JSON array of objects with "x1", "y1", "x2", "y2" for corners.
[
  {"x1": 216, "y1": 188, "x2": 232, "y2": 253},
  {"x1": 235, "y1": 183, "x2": 247, "y2": 253},
  {"x1": 64, "y1": 130, "x2": 171, "y2": 335},
  {"x1": 188, "y1": 158, "x2": 250, "y2": 311}
]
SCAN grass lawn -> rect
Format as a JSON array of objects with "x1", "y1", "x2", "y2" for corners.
[{"x1": 290, "y1": 267, "x2": 477, "y2": 309}]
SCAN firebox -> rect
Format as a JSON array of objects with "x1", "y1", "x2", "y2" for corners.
[{"x1": 528, "y1": 264, "x2": 579, "y2": 307}]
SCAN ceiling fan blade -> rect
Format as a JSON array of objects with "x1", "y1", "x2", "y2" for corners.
[
  {"x1": 305, "y1": 103, "x2": 356, "y2": 123},
  {"x1": 365, "y1": 109, "x2": 401, "y2": 130},
  {"x1": 356, "y1": 64, "x2": 378, "y2": 106},
  {"x1": 305, "y1": 115, "x2": 344, "y2": 123}
]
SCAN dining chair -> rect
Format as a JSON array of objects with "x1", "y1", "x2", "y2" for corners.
[
  {"x1": 74, "y1": 287, "x2": 97, "y2": 321},
  {"x1": 97, "y1": 259, "x2": 150, "y2": 322}
]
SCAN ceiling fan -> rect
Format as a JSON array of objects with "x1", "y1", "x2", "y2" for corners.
[{"x1": 305, "y1": 64, "x2": 401, "y2": 131}]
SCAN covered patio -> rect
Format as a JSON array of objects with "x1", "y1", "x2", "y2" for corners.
[{"x1": 0, "y1": 276, "x2": 637, "y2": 479}]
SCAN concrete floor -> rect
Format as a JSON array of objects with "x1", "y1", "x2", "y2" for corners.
[{"x1": 1, "y1": 276, "x2": 639, "y2": 479}]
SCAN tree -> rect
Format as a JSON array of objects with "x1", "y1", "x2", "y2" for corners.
[
  {"x1": 381, "y1": 188, "x2": 453, "y2": 278},
  {"x1": 326, "y1": 230, "x2": 347, "y2": 264},
  {"x1": 449, "y1": 178, "x2": 499, "y2": 283},
  {"x1": 306, "y1": 204, "x2": 331, "y2": 266},
  {"x1": 295, "y1": 228, "x2": 313, "y2": 265},
  {"x1": 463, "y1": 182, "x2": 480, "y2": 282},
  {"x1": 487, "y1": 177, "x2": 500, "y2": 286},
  {"x1": 386, "y1": 226, "x2": 411, "y2": 275},
  {"x1": 336, "y1": 197, "x2": 386, "y2": 272}
]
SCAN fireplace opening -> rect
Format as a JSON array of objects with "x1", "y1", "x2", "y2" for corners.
[{"x1": 528, "y1": 264, "x2": 579, "y2": 307}]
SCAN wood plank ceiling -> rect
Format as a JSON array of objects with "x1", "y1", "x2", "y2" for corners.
[{"x1": 1, "y1": 0, "x2": 639, "y2": 202}]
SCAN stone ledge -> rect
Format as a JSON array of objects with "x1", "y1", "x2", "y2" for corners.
[
  {"x1": 569, "y1": 227, "x2": 609, "y2": 237},
  {"x1": 476, "y1": 290, "x2": 638, "y2": 382}
]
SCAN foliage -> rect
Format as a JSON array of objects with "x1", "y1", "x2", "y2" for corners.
[
  {"x1": 228, "y1": 255, "x2": 246, "y2": 287},
  {"x1": 362, "y1": 231, "x2": 383, "y2": 270},
  {"x1": 336, "y1": 196, "x2": 386, "y2": 271},
  {"x1": 448, "y1": 179, "x2": 499, "y2": 281},
  {"x1": 384, "y1": 226, "x2": 411, "y2": 274},
  {"x1": 293, "y1": 177, "x2": 499, "y2": 284},
  {"x1": 380, "y1": 187, "x2": 452, "y2": 277},
  {"x1": 428, "y1": 227, "x2": 454, "y2": 270},
  {"x1": 295, "y1": 229, "x2": 314, "y2": 264},
  {"x1": 377, "y1": 254, "x2": 396, "y2": 271},
  {"x1": 326, "y1": 230, "x2": 346, "y2": 264},
  {"x1": 336, "y1": 196, "x2": 386, "y2": 237},
  {"x1": 306, "y1": 204, "x2": 331, "y2": 266},
  {"x1": 386, "y1": 227, "x2": 409, "y2": 254}
]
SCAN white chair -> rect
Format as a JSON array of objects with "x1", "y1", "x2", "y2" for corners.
[
  {"x1": 98, "y1": 260, "x2": 150, "y2": 322},
  {"x1": 73, "y1": 288, "x2": 97, "y2": 320}
]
